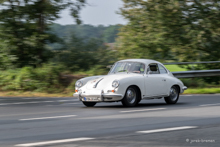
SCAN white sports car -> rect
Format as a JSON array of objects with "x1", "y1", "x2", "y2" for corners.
[{"x1": 73, "y1": 59, "x2": 187, "y2": 107}]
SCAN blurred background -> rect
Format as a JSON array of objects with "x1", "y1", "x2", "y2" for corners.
[{"x1": 0, "y1": 0, "x2": 219, "y2": 96}]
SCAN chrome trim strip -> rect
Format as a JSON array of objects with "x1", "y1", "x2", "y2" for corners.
[
  {"x1": 143, "y1": 95, "x2": 168, "y2": 99},
  {"x1": 93, "y1": 78, "x2": 104, "y2": 88}
]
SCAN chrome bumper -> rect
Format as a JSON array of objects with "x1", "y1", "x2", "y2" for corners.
[
  {"x1": 183, "y1": 86, "x2": 187, "y2": 90},
  {"x1": 73, "y1": 92, "x2": 123, "y2": 102},
  {"x1": 181, "y1": 86, "x2": 187, "y2": 93}
]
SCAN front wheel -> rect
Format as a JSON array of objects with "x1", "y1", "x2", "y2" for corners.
[
  {"x1": 164, "y1": 86, "x2": 179, "y2": 104},
  {"x1": 82, "y1": 102, "x2": 96, "y2": 107},
  {"x1": 121, "y1": 86, "x2": 140, "y2": 107}
]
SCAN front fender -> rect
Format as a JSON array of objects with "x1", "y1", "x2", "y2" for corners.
[
  {"x1": 115, "y1": 76, "x2": 145, "y2": 98},
  {"x1": 167, "y1": 77, "x2": 185, "y2": 93}
]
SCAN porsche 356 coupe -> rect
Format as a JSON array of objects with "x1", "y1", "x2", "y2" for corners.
[{"x1": 73, "y1": 59, "x2": 187, "y2": 107}]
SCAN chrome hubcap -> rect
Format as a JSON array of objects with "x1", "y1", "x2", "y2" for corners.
[
  {"x1": 170, "y1": 86, "x2": 178, "y2": 101},
  {"x1": 126, "y1": 88, "x2": 136, "y2": 104}
]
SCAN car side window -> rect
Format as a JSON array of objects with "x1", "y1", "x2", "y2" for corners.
[
  {"x1": 147, "y1": 63, "x2": 160, "y2": 74},
  {"x1": 129, "y1": 63, "x2": 145, "y2": 74},
  {"x1": 158, "y1": 64, "x2": 168, "y2": 74}
]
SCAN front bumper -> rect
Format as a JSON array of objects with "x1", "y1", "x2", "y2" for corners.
[
  {"x1": 73, "y1": 92, "x2": 123, "y2": 102},
  {"x1": 181, "y1": 86, "x2": 187, "y2": 93},
  {"x1": 183, "y1": 86, "x2": 187, "y2": 90}
]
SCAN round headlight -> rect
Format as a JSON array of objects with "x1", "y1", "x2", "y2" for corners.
[
  {"x1": 75, "y1": 80, "x2": 83, "y2": 88},
  {"x1": 112, "y1": 80, "x2": 120, "y2": 88}
]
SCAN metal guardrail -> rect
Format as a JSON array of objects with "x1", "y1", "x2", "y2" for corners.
[
  {"x1": 165, "y1": 61, "x2": 220, "y2": 78},
  {"x1": 172, "y1": 69, "x2": 220, "y2": 78},
  {"x1": 163, "y1": 61, "x2": 220, "y2": 65}
]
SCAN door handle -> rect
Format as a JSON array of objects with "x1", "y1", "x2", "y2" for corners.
[{"x1": 162, "y1": 79, "x2": 166, "y2": 81}]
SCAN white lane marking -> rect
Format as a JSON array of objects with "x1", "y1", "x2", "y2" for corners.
[
  {"x1": 21, "y1": 97, "x2": 77, "y2": 99},
  {"x1": 19, "y1": 115, "x2": 77, "y2": 121},
  {"x1": 200, "y1": 103, "x2": 220, "y2": 107},
  {"x1": 22, "y1": 98, "x2": 45, "y2": 100},
  {"x1": 181, "y1": 95, "x2": 192, "y2": 96},
  {"x1": 120, "y1": 108, "x2": 166, "y2": 113},
  {"x1": 0, "y1": 101, "x2": 54, "y2": 105},
  {"x1": 0, "y1": 100, "x2": 78, "y2": 106},
  {"x1": 137, "y1": 126, "x2": 198, "y2": 134},
  {"x1": 15, "y1": 137, "x2": 94, "y2": 147},
  {"x1": 61, "y1": 103, "x2": 80, "y2": 105},
  {"x1": 57, "y1": 100, "x2": 75, "y2": 102},
  {"x1": 46, "y1": 103, "x2": 80, "y2": 106}
]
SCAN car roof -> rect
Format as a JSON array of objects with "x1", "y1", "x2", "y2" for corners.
[{"x1": 118, "y1": 59, "x2": 162, "y2": 65}]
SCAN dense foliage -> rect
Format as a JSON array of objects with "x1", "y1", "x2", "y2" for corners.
[
  {"x1": 0, "y1": 0, "x2": 220, "y2": 94},
  {"x1": 0, "y1": 0, "x2": 85, "y2": 68},
  {"x1": 117, "y1": 0, "x2": 220, "y2": 66},
  {"x1": 0, "y1": 64, "x2": 64, "y2": 92},
  {"x1": 50, "y1": 24, "x2": 121, "y2": 44},
  {"x1": 52, "y1": 33, "x2": 117, "y2": 73},
  {"x1": 117, "y1": 0, "x2": 220, "y2": 83}
]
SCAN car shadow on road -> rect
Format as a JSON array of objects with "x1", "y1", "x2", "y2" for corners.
[{"x1": 91, "y1": 102, "x2": 189, "y2": 109}]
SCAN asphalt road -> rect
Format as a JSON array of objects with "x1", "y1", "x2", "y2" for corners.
[{"x1": 0, "y1": 94, "x2": 220, "y2": 147}]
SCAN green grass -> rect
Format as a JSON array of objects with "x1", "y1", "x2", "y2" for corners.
[
  {"x1": 0, "y1": 87, "x2": 219, "y2": 97},
  {"x1": 0, "y1": 91, "x2": 74, "y2": 97},
  {"x1": 164, "y1": 65, "x2": 187, "y2": 72},
  {"x1": 183, "y1": 88, "x2": 220, "y2": 94}
]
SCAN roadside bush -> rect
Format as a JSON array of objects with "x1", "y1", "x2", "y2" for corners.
[
  {"x1": 181, "y1": 78, "x2": 208, "y2": 88},
  {"x1": 0, "y1": 63, "x2": 65, "y2": 92}
]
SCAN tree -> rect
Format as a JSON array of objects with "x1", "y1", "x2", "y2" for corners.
[
  {"x1": 0, "y1": 40, "x2": 17, "y2": 69},
  {"x1": 103, "y1": 25, "x2": 121, "y2": 43},
  {"x1": 53, "y1": 33, "x2": 116, "y2": 74},
  {"x1": 49, "y1": 24, "x2": 121, "y2": 44},
  {"x1": 0, "y1": 0, "x2": 86, "y2": 68},
  {"x1": 117, "y1": 0, "x2": 220, "y2": 66}
]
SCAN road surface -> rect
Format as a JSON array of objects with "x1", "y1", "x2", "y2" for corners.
[{"x1": 0, "y1": 94, "x2": 219, "y2": 147}]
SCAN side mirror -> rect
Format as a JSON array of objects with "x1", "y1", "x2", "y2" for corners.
[{"x1": 147, "y1": 71, "x2": 152, "y2": 75}]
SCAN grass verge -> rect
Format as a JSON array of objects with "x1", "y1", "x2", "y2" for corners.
[
  {"x1": 0, "y1": 87, "x2": 219, "y2": 97},
  {"x1": 0, "y1": 91, "x2": 74, "y2": 97},
  {"x1": 183, "y1": 88, "x2": 220, "y2": 94},
  {"x1": 164, "y1": 65, "x2": 187, "y2": 72}
]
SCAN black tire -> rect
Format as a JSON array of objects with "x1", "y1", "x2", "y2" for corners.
[
  {"x1": 164, "y1": 85, "x2": 179, "y2": 104},
  {"x1": 121, "y1": 86, "x2": 140, "y2": 107},
  {"x1": 82, "y1": 102, "x2": 96, "y2": 107}
]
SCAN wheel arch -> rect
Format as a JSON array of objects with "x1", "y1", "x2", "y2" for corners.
[
  {"x1": 126, "y1": 85, "x2": 142, "y2": 100},
  {"x1": 173, "y1": 84, "x2": 180, "y2": 93}
]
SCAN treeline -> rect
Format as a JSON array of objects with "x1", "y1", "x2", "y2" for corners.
[
  {"x1": 50, "y1": 24, "x2": 121, "y2": 44},
  {"x1": 0, "y1": 0, "x2": 220, "y2": 93},
  {"x1": 117, "y1": 0, "x2": 220, "y2": 84},
  {"x1": 0, "y1": 0, "x2": 118, "y2": 93}
]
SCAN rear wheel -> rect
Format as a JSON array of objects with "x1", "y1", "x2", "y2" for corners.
[
  {"x1": 121, "y1": 86, "x2": 140, "y2": 107},
  {"x1": 82, "y1": 102, "x2": 96, "y2": 107},
  {"x1": 164, "y1": 86, "x2": 179, "y2": 104}
]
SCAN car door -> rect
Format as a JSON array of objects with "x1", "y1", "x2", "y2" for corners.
[
  {"x1": 144, "y1": 63, "x2": 167, "y2": 97},
  {"x1": 158, "y1": 64, "x2": 170, "y2": 94}
]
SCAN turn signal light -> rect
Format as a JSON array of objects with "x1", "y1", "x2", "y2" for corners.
[
  {"x1": 107, "y1": 90, "x2": 115, "y2": 93},
  {"x1": 75, "y1": 90, "x2": 78, "y2": 92}
]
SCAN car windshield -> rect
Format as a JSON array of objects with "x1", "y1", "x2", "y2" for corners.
[{"x1": 109, "y1": 62, "x2": 145, "y2": 74}]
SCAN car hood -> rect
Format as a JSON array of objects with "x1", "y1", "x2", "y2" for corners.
[{"x1": 85, "y1": 73, "x2": 142, "y2": 90}]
